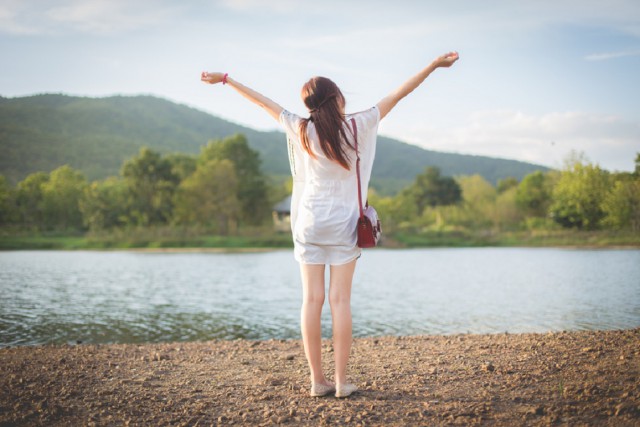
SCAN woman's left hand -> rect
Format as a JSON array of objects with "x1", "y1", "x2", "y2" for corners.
[
  {"x1": 201, "y1": 71, "x2": 226, "y2": 84},
  {"x1": 433, "y1": 52, "x2": 459, "y2": 68}
]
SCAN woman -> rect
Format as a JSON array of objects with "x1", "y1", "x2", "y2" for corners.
[{"x1": 201, "y1": 51, "x2": 459, "y2": 398}]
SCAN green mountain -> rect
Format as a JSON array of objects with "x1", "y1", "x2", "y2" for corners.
[{"x1": 0, "y1": 94, "x2": 548, "y2": 193}]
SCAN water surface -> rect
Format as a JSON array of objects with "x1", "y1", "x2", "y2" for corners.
[{"x1": 1, "y1": 248, "x2": 638, "y2": 346}]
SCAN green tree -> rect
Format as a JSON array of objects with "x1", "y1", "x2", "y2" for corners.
[
  {"x1": 402, "y1": 167, "x2": 461, "y2": 215},
  {"x1": 458, "y1": 174, "x2": 496, "y2": 205},
  {"x1": 456, "y1": 174, "x2": 497, "y2": 229},
  {"x1": 0, "y1": 175, "x2": 17, "y2": 226},
  {"x1": 165, "y1": 153, "x2": 197, "y2": 182},
  {"x1": 422, "y1": 204, "x2": 476, "y2": 231},
  {"x1": 383, "y1": 190, "x2": 419, "y2": 231},
  {"x1": 121, "y1": 147, "x2": 179, "y2": 226},
  {"x1": 549, "y1": 153, "x2": 609, "y2": 229},
  {"x1": 80, "y1": 177, "x2": 129, "y2": 231},
  {"x1": 516, "y1": 171, "x2": 552, "y2": 217},
  {"x1": 15, "y1": 171, "x2": 50, "y2": 229},
  {"x1": 173, "y1": 159, "x2": 240, "y2": 234},
  {"x1": 40, "y1": 165, "x2": 87, "y2": 231},
  {"x1": 601, "y1": 177, "x2": 640, "y2": 231},
  {"x1": 365, "y1": 188, "x2": 400, "y2": 233},
  {"x1": 634, "y1": 152, "x2": 640, "y2": 177},
  {"x1": 200, "y1": 134, "x2": 268, "y2": 225},
  {"x1": 497, "y1": 177, "x2": 519, "y2": 194},
  {"x1": 493, "y1": 186, "x2": 522, "y2": 229}
]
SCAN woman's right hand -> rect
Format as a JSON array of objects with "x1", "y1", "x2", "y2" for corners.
[
  {"x1": 200, "y1": 71, "x2": 285, "y2": 121},
  {"x1": 200, "y1": 71, "x2": 226, "y2": 84},
  {"x1": 377, "y1": 50, "x2": 459, "y2": 120},
  {"x1": 433, "y1": 52, "x2": 459, "y2": 68}
]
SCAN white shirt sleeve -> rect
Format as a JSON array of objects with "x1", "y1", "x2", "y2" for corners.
[
  {"x1": 279, "y1": 110, "x2": 306, "y2": 180},
  {"x1": 279, "y1": 110, "x2": 306, "y2": 234},
  {"x1": 279, "y1": 110, "x2": 301, "y2": 139},
  {"x1": 358, "y1": 106, "x2": 381, "y2": 131}
]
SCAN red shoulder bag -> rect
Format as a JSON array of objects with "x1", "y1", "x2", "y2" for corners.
[{"x1": 351, "y1": 118, "x2": 381, "y2": 248}]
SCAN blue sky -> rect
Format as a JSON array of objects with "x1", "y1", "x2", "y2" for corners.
[{"x1": 1, "y1": 0, "x2": 639, "y2": 172}]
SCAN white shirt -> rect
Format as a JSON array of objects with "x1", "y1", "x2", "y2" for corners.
[{"x1": 279, "y1": 106, "x2": 380, "y2": 265}]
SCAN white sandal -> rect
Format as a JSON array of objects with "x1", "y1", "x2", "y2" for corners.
[
  {"x1": 335, "y1": 383, "x2": 358, "y2": 398},
  {"x1": 310, "y1": 382, "x2": 336, "y2": 397}
]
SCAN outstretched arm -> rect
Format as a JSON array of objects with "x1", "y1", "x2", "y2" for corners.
[
  {"x1": 376, "y1": 52, "x2": 459, "y2": 120},
  {"x1": 201, "y1": 72, "x2": 284, "y2": 122}
]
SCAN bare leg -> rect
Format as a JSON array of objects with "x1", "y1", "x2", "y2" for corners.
[
  {"x1": 329, "y1": 259, "x2": 357, "y2": 387},
  {"x1": 299, "y1": 263, "x2": 331, "y2": 385}
]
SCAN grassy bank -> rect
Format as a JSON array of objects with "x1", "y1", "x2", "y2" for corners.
[
  {"x1": 0, "y1": 231, "x2": 294, "y2": 251},
  {"x1": 1, "y1": 228, "x2": 638, "y2": 250},
  {"x1": 391, "y1": 229, "x2": 640, "y2": 248}
]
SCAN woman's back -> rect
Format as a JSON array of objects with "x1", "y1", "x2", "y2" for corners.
[{"x1": 280, "y1": 106, "x2": 380, "y2": 265}]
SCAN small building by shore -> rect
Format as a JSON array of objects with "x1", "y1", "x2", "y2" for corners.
[{"x1": 272, "y1": 195, "x2": 292, "y2": 232}]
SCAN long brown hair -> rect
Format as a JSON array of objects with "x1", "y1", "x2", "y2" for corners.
[{"x1": 299, "y1": 77, "x2": 353, "y2": 170}]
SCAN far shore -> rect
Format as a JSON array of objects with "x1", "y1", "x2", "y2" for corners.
[
  {"x1": 3, "y1": 245, "x2": 640, "y2": 253},
  {"x1": 1, "y1": 230, "x2": 639, "y2": 252},
  {"x1": 125, "y1": 246, "x2": 290, "y2": 253},
  {"x1": 54, "y1": 244, "x2": 640, "y2": 252},
  {"x1": 1, "y1": 243, "x2": 639, "y2": 252},
  {"x1": 0, "y1": 227, "x2": 640, "y2": 252},
  {"x1": 2, "y1": 329, "x2": 638, "y2": 425}
]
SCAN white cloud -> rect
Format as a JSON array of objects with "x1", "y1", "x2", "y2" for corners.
[
  {"x1": 3, "y1": 0, "x2": 639, "y2": 39},
  {"x1": 501, "y1": 0, "x2": 640, "y2": 35},
  {"x1": 0, "y1": 0, "x2": 180, "y2": 35},
  {"x1": 585, "y1": 50, "x2": 640, "y2": 61},
  {"x1": 217, "y1": 0, "x2": 299, "y2": 13},
  {"x1": 0, "y1": 0, "x2": 42, "y2": 35},
  {"x1": 394, "y1": 110, "x2": 639, "y2": 172},
  {"x1": 46, "y1": 1, "x2": 175, "y2": 34}
]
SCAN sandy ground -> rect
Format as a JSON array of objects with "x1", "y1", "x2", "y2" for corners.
[{"x1": 1, "y1": 328, "x2": 638, "y2": 426}]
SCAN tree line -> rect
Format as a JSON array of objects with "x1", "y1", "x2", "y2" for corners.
[
  {"x1": 369, "y1": 152, "x2": 640, "y2": 235},
  {"x1": 1, "y1": 133, "x2": 638, "y2": 237},
  {"x1": 0, "y1": 134, "x2": 281, "y2": 234}
]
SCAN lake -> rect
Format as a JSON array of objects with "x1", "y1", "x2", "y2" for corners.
[{"x1": 1, "y1": 248, "x2": 639, "y2": 347}]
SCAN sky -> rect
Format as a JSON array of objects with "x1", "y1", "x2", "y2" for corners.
[{"x1": 1, "y1": 0, "x2": 639, "y2": 172}]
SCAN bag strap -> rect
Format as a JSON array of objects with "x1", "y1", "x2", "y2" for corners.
[{"x1": 351, "y1": 118, "x2": 365, "y2": 220}]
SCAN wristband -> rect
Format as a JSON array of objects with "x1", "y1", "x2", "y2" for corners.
[{"x1": 222, "y1": 73, "x2": 228, "y2": 85}]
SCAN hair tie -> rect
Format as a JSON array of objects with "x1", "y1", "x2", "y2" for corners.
[
  {"x1": 309, "y1": 94, "x2": 336, "y2": 113},
  {"x1": 222, "y1": 73, "x2": 228, "y2": 85}
]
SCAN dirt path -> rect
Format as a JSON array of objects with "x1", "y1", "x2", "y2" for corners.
[{"x1": 1, "y1": 329, "x2": 638, "y2": 426}]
